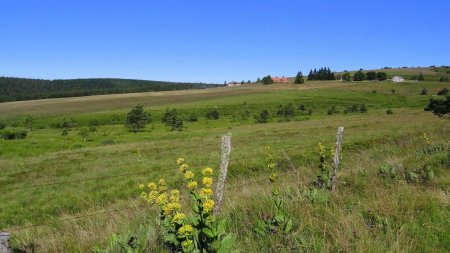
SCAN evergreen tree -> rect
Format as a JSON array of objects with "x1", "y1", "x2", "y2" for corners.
[
  {"x1": 125, "y1": 104, "x2": 151, "y2": 132},
  {"x1": 418, "y1": 72, "x2": 425, "y2": 81},
  {"x1": 294, "y1": 71, "x2": 305, "y2": 84},
  {"x1": 307, "y1": 70, "x2": 313, "y2": 80},
  {"x1": 262, "y1": 75, "x2": 274, "y2": 85},
  {"x1": 256, "y1": 77, "x2": 261, "y2": 83}
]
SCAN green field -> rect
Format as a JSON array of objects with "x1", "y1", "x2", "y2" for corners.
[{"x1": 0, "y1": 79, "x2": 449, "y2": 252}]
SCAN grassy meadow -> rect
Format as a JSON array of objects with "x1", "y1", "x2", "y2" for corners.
[{"x1": 0, "y1": 79, "x2": 449, "y2": 252}]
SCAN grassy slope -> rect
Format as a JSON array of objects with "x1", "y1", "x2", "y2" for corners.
[
  {"x1": 0, "y1": 80, "x2": 449, "y2": 252},
  {"x1": 335, "y1": 66, "x2": 450, "y2": 81}
]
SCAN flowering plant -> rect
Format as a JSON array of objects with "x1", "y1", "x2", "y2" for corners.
[{"x1": 140, "y1": 158, "x2": 234, "y2": 253}]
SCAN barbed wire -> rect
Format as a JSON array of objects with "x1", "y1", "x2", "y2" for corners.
[{"x1": 0, "y1": 145, "x2": 310, "y2": 192}]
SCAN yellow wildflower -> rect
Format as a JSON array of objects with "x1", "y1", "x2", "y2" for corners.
[
  {"x1": 267, "y1": 162, "x2": 276, "y2": 170},
  {"x1": 199, "y1": 188, "x2": 213, "y2": 198},
  {"x1": 202, "y1": 177, "x2": 213, "y2": 188},
  {"x1": 179, "y1": 163, "x2": 189, "y2": 173},
  {"x1": 159, "y1": 179, "x2": 166, "y2": 186},
  {"x1": 156, "y1": 193, "x2": 168, "y2": 205},
  {"x1": 172, "y1": 212, "x2": 186, "y2": 224},
  {"x1": 148, "y1": 190, "x2": 159, "y2": 203},
  {"x1": 177, "y1": 157, "x2": 186, "y2": 165},
  {"x1": 138, "y1": 184, "x2": 145, "y2": 190},
  {"x1": 203, "y1": 199, "x2": 215, "y2": 212},
  {"x1": 184, "y1": 171, "x2": 195, "y2": 180},
  {"x1": 202, "y1": 167, "x2": 213, "y2": 176},
  {"x1": 269, "y1": 173, "x2": 278, "y2": 183},
  {"x1": 182, "y1": 239, "x2": 193, "y2": 248},
  {"x1": 178, "y1": 224, "x2": 193, "y2": 236},
  {"x1": 147, "y1": 182, "x2": 157, "y2": 191},
  {"x1": 187, "y1": 181, "x2": 198, "y2": 190}
]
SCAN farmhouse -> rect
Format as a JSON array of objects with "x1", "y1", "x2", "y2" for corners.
[
  {"x1": 272, "y1": 76, "x2": 289, "y2": 83},
  {"x1": 227, "y1": 81, "x2": 241, "y2": 87},
  {"x1": 392, "y1": 76, "x2": 405, "y2": 82}
]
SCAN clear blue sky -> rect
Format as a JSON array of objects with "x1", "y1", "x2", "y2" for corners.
[{"x1": 1, "y1": 0, "x2": 449, "y2": 83}]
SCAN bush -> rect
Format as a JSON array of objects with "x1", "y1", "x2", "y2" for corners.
[
  {"x1": 386, "y1": 108, "x2": 393, "y2": 114},
  {"x1": 437, "y1": 88, "x2": 449, "y2": 96},
  {"x1": 1, "y1": 128, "x2": 28, "y2": 140},
  {"x1": 0, "y1": 122, "x2": 5, "y2": 130},
  {"x1": 424, "y1": 96, "x2": 450, "y2": 117},
  {"x1": 359, "y1": 104, "x2": 368, "y2": 113},
  {"x1": 88, "y1": 119, "x2": 100, "y2": 126},
  {"x1": 188, "y1": 113, "x2": 198, "y2": 122},
  {"x1": 376, "y1": 72, "x2": 387, "y2": 81},
  {"x1": 353, "y1": 70, "x2": 367, "y2": 81},
  {"x1": 366, "y1": 71, "x2": 377, "y2": 80},
  {"x1": 294, "y1": 71, "x2": 304, "y2": 84},
  {"x1": 327, "y1": 105, "x2": 339, "y2": 115},
  {"x1": 420, "y1": 89, "x2": 428, "y2": 95},
  {"x1": 206, "y1": 108, "x2": 220, "y2": 120},
  {"x1": 126, "y1": 104, "x2": 151, "y2": 132},
  {"x1": 162, "y1": 108, "x2": 184, "y2": 131},
  {"x1": 418, "y1": 72, "x2": 425, "y2": 81},
  {"x1": 277, "y1": 103, "x2": 296, "y2": 119},
  {"x1": 255, "y1": 109, "x2": 270, "y2": 123}
]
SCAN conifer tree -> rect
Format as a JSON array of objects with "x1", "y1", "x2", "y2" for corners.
[{"x1": 294, "y1": 71, "x2": 305, "y2": 84}]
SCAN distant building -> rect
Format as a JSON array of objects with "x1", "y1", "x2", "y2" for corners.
[
  {"x1": 227, "y1": 81, "x2": 241, "y2": 87},
  {"x1": 272, "y1": 76, "x2": 289, "y2": 83},
  {"x1": 392, "y1": 76, "x2": 405, "y2": 82}
]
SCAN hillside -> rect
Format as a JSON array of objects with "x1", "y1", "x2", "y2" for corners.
[
  {"x1": 0, "y1": 77, "x2": 221, "y2": 102},
  {"x1": 0, "y1": 79, "x2": 449, "y2": 252},
  {"x1": 335, "y1": 66, "x2": 450, "y2": 81}
]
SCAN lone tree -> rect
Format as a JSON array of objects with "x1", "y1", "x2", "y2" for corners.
[
  {"x1": 294, "y1": 71, "x2": 305, "y2": 84},
  {"x1": 262, "y1": 75, "x2": 274, "y2": 85},
  {"x1": 126, "y1": 104, "x2": 151, "y2": 132},
  {"x1": 162, "y1": 108, "x2": 183, "y2": 131},
  {"x1": 418, "y1": 72, "x2": 425, "y2": 81}
]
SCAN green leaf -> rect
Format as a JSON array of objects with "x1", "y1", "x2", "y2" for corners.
[
  {"x1": 218, "y1": 234, "x2": 235, "y2": 253},
  {"x1": 202, "y1": 227, "x2": 215, "y2": 238},
  {"x1": 285, "y1": 219, "x2": 293, "y2": 233}
]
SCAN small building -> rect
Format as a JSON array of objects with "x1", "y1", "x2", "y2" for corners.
[
  {"x1": 392, "y1": 76, "x2": 405, "y2": 82},
  {"x1": 227, "y1": 81, "x2": 241, "y2": 87},
  {"x1": 272, "y1": 76, "x2": 289, "y2": 83}
]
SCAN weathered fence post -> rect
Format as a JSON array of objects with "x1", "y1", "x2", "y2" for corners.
[
  {"x1": 331, "y1": 126, "x2": 344, "y2": 192},
  {"x1": 0, "y1": 232, "x2": 12, "y2": 253},
  {"x1": 214, "y1": 133, "x2": 232, "y2": 215}
]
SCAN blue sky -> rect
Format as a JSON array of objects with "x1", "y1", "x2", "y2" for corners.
[{"x1": 1, "y1": 0, "x2": 449, "y2": 83}]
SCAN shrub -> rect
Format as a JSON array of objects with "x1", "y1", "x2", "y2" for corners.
[
  {"x1": 188, "y1": 113, "x2": 198, "y2": 122},
  {"x1": 126, "y1": 104, "x2": 151, "y2": 132},
  {"x1": 376, "y1": 72, "x2": 387, "y2": 81},
  {"x1": 420, "y1": 89, "x2": 428, "y2": 95},
  {"x1": 418, "y1": 72, "x2": 425, "y2": 81},
  {"x1": 277, "y1": 103, "x2": 296, "y2": 119},
  {"x1": 391, "y1": 89, "x2": 396, "y2": 94},
  {"x1": 366, "y1": 71, "x2": 377, "y2": 80},
  {"x1": 424, "y1": 96, "x2": 450, "y2": 117},
  {"x1": 139, "y1": 159, "x2": 234, "y2": 252},
  {"x1": 437, "y1": 88, "x2": 449, "y2": 95},
  {"x1": 327, "y1": 105, "x2": 339, "y2": 115},
  {"x1": 298, "y1": 104, "x2": 306, "y2": 111},
  {"x1": 88, "y1": 119, "x2": 100, "y2": 126},
  {"x1": 386, "y1": 108, "x2": 393, "y2": 114},
  {"x1": 344, "y1": 104, "x2": 358, "y2": 114},
  {"x1": 78, "y1": 127, "x2": 89, "y2": 142},
  {"x1": 162, "y1": 108, "x2": 184, "y2": 131},
  {"x1": 0, "y1": 122, "x2": 5, "y2": 130},
  {"x1": 314, "y1": 143, "x2": 333, "y2": 189},
  {"x1": 359, "y1": 104, "x2": 368, "y2": 113},
  {"x1": 353, "y1": 70, "x2": 367, "y2": 81},
  {"x1": 89, "y1": 126, "x2": 97, "y2": 132},
  {"x1": 255, "y1": 109, "x2": 270, "y2": 123},
  {"x1": 294, "y1": 71, "x2": 304, "y2": 84},
  {"x1": 206, "y1": 108, "x2": 220, "y2": 120},
  {"x1": 1, "y1": 128, "x2": 28, "y2": 140}
]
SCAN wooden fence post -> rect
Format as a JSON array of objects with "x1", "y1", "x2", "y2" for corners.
[
  {"x1": 331, "y1": 127, "x2": 344, "y2": 192},
  {"x1": 0, "y1": 232, "x2": 12, "y2": 253},
  {"x1": 214, "y1": 133, "x2": 232, "y2": 215}
]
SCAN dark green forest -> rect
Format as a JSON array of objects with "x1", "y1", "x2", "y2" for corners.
[{"x1": 0, "y1": 77, "x2": 221, "y2": 102}]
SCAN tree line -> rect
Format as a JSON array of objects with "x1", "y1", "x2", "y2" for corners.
[{"x1": 0, "y1": 77, "x2": 220, "y2": 102}]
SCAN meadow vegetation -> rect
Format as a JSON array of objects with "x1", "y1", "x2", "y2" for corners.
[{"x1": 0, "y1": 75, "x2": 449, "y2": 252}]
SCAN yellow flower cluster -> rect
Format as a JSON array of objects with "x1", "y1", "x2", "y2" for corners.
[
  {"x1": 203, "y1": 199, "x2": 215, "y2": 212},
  {"x1": 202, "y1": 177, "x2": 213, "y2": 188},
  {"x1": 172, "y1": 212, "x2": 186, "y2": 224},
  {"x1": 422, "y1": 133, "x2": 431, "y2": 146},
  {"x1": 178, "y1": 224, "x2": 193, "y2": 236},
  {"x1": 200, "y1": 188, "x2": 213, "y2": 198},
  {"x1": 318, "y1": 143, "x2": 327, "y2": 159}
]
